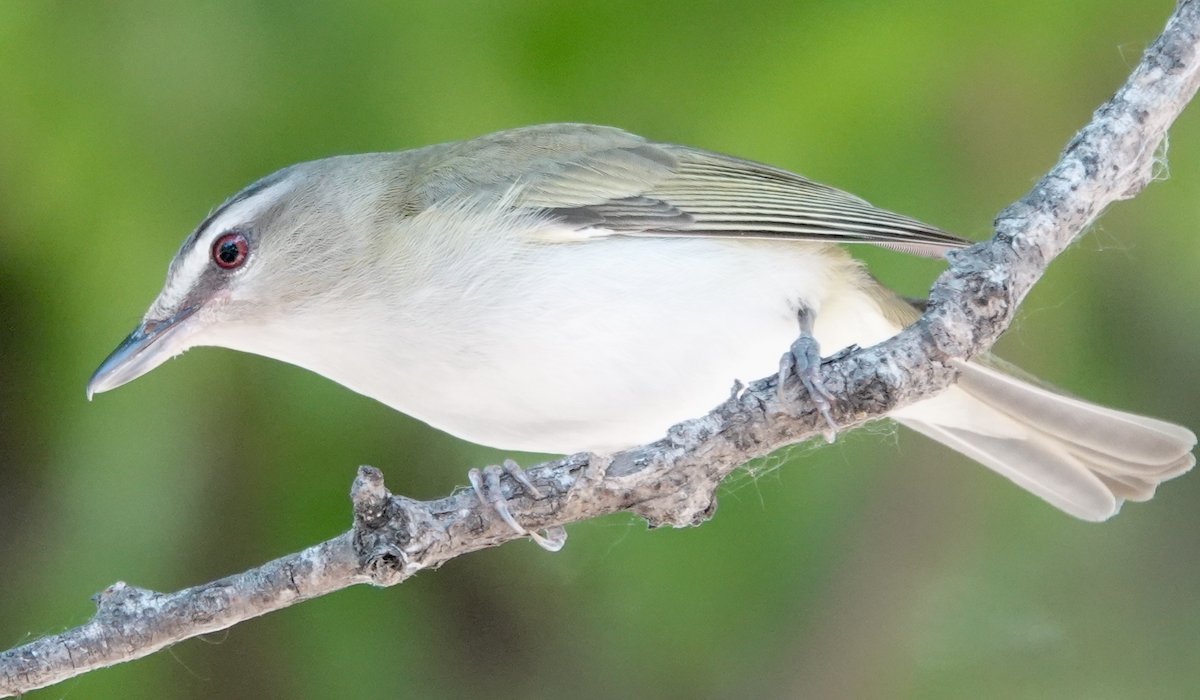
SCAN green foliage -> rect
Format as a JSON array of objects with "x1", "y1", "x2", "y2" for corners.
[{"x1": 1, "y1": 0, "x2": 1197, "y2": 697}]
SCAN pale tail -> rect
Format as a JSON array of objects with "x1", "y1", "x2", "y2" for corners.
[{"x1": 891, "y1": 358, "x2": 1196, "y2": 521}]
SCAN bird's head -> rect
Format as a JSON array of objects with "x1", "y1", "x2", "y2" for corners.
[{"x1": 87, "y1": 160, "x2": 378, "y2": 399}]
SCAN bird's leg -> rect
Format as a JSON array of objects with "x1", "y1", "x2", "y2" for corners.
[
  {"x1": 777, "y1": 306, "x2": 839, "y2": 443},
  {"x1": 468, "y1": 459, "x2": 567, "y2": 552}
]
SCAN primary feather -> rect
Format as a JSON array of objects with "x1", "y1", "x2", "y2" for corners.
[{"x1": 405, "y1": 124, "x2": 973, "y2": 258}]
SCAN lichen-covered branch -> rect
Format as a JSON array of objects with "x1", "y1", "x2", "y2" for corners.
[{"x1": 4, "y1": 1, "x2": 1200, "y2": 696}]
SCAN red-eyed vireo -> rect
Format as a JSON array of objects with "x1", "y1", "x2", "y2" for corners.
[{"x1": 88, "y1": 123, "x2": 1196, "y2": 535}]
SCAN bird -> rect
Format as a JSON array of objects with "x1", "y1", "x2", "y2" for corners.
[{"x1": 88, "y1": 123, "x2": 1195, "y2": 546}]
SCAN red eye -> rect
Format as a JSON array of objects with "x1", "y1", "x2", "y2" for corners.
[{"x1": 212, "y1": 232, "x2": 249, "y2": 269}]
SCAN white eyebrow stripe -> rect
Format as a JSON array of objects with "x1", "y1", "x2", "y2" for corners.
[
  {"x1": 153, "y1": 175, "x2": 297, "y2": 313},
  {"x1": 204, "y1": 176, "x2": 296, "y2": 242}
]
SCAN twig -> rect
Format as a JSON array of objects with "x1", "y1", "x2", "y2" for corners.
[{"x1": 4, "y1": 1, "x2": 1199, "y2": 695}]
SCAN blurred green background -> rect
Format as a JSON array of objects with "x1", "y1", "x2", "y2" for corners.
[{"x1": 1, "y1": 0, "x2": 1198, "y2": 698}]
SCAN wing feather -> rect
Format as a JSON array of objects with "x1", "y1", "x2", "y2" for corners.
[{"x1": 412, "y1": 124, "x2": 974, "y2": 258}]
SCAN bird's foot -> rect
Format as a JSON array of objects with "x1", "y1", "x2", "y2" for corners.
[
  {"x1": 468, "y1": 459, "x2": 567, "y2": 552},
  {"x1": 777, "y1": 319, "x2": 839, "y2": 443}
]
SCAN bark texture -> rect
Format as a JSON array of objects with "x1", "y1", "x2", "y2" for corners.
[{"x1": 4, "y1": 1, "x2": 1200, "y2": 695}]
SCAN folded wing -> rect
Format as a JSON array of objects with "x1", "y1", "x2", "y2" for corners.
[{"x1": 414, "y1": 123, "x2": 973, "y2": 259}]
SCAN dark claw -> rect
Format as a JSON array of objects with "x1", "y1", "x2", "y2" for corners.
[
  {"x1": 777, "y1": 319, "x2": 840, "y2": 443},
  {"x1": 467, "y1": 467, "x2": 488, "y2": 509},
  {"x1": 503, "y1": 458, "x2": 543, "y2": 499},
  {"x1": 484, "y1": 464, "x2": 526, "y2": 535},
  {"x1": 777, "y1": 350, "x2": 797, "y2": 404},
  {"x1": 467, "y1": 462, "x2": 566, "y2": 552}
]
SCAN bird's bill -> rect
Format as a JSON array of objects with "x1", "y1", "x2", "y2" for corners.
[{"x1": 87, "y1": 306, "x2": 198, "y2": 399}]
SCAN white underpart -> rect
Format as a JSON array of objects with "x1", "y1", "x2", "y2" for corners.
[{"x1": 192, "y1": 197, "x2": 874, "y2": 453}]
